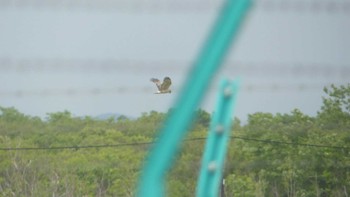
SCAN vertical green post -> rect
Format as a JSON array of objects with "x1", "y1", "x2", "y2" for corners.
[
  {"x1": 196, "y1": 79, "x2": 240, "y2": 197},
  {"x1": 137, "y1": 0, "x2": 251, "y2": 196}
]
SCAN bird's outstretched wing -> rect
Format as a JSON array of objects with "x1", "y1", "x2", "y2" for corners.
[
  {"x1": 160, "y1": 77, "x2": 172, "y2": 91},
  {"x1": 150, "y1": 78, "x2": 161, "y2": 90}
]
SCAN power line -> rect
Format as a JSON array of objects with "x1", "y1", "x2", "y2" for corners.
[
  {"x1": 0, "y1": 136, "x2": 349, "y2": 151},
  {"x1": 0, "y1": 141, "x2": 154, "y2": 151},
  {"x1": 0, "y1": 0, "x2": 349, "y2": 14},
  {"x1": 0, "y1": 58, "x2": 348, "y2": 78},
  {"x1": 231, "y1": 136, "x2": 350, "y2": 150},
  {"x1": 256, "y1": 0, "x2": 350, "y2": 14},
  {"x1": 0, "y1": 83, "x2": 337, "y2": 98}
]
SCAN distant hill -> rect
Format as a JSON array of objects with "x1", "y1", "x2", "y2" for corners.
[
  {"x1": 94, "y1": 113, "x2": 131, "y2": 121},
  {"x1": 94, "y1": 113, "x2": 129, "y2": 120}
]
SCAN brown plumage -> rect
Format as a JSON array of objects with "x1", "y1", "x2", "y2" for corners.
[{"x1": 150, "y1": 77, "x2": 172, "y2": 94}]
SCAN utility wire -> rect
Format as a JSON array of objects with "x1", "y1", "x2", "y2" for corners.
[
  {"x1": 0, "y1": 0, "x2": 349, "y2": 14},
  {"x1": 0, "y1": 136, "x2": 349, "y2": 151},
  {"x1": 1, "y1": 58, "x2": 348, "y2": 78},
  {"x1": 0, "y1": 83, "x2": 339, "y2": 98},
  {"x1": 231, "y1": 136, "x2": 350, "y2": 150},
  {"x1": 0, "y1": 141, "x2": 154, "y2": 151}
]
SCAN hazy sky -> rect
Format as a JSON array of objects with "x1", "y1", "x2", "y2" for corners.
[{"x1": 0, "y1": 0, "x2": 349, "y2": 122}]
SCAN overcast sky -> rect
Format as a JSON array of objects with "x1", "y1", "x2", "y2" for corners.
[{"x1": 0, "y1": 0, "x2": 349, "y2": 122}]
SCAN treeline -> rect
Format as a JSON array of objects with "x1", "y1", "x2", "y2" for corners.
[{"x1": 0, "y1": 84, "x2": 349, "y2": 196}]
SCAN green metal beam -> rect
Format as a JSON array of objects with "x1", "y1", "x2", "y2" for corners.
[
  {"x1": 196, "y1": 79, "x2": 240, "y2": 197},
  {"x1": 136, "y1": 0, "x2": 252, "y2": 196}
]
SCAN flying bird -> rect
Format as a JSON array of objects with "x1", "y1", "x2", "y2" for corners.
[{"x1": 150, "y1": 77, "x2": 172, "y2": 94}]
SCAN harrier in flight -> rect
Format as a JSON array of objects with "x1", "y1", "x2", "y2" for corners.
[{"x1": 150, "y1": 77, "x2": 172, "y2": 94}]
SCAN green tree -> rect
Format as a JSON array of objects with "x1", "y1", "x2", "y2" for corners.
[{"x1": 318, "y1": 84, "x2": 350, "y2": 126}]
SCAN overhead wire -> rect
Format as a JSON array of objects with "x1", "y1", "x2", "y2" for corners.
[
  {"x1": 0, "y1": 58, "x2": 348, "y2": 77},
  {"x1": 231, "y1": 136, "x2": 350, "y2": 150},
  {"x1": 0, "y1": 0, "x2": 349, "y2": 14},
  {"x1": 0, "y1": 135, "x2": 349, "y2": 151},
  {"x1": 0, "y1": 83, "x2": 340, "y2": 98}
]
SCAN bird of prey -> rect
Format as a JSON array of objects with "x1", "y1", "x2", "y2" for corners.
[{"x1": 150, "y1": 77, "x2": 172, "y2": 94}]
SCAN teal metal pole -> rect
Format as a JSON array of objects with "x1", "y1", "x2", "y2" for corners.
[
  {"x1": 196, "y1": 79, "x2": 240, "y2": 197},
  {"x1": 137, "y1": 0, "x2": 252, "y2": 196}
]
